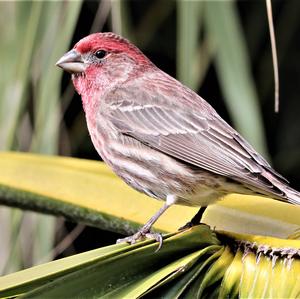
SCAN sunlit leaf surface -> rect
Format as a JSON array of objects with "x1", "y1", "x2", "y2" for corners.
[{"x1": 0, "y1": 152, "x2": 299, "y2": 238}]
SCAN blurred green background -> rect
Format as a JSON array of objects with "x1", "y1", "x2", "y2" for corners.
[{"x1": 0, "y1": 0, "x2": 299, "y2": 274}]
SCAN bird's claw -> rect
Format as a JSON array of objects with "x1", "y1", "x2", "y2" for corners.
[
  {"x1": 179, "y1": 207, "x2": 207, "y2": 231},
  {"x1": 116, "y1": 229, "x2": 163, "y2": 252},
  {"x1": 178, "y1": 221, "x2": 194, "y2": 231},
  {"x1": 179, "y1": 222, "x2": 210, "y2": 232}
]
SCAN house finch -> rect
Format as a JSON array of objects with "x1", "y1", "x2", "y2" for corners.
[{"x1": 57, "y1": 32, "x2": 300, "y2": 248}]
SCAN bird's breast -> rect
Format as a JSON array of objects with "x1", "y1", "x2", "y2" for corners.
[{"x1": 86, "y1": 118, "x2": 226, "y2": 206}]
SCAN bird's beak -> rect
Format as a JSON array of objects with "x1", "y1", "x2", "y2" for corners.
[{"x1": 56, "y1": 49, "x2": 86, "y2": 74}]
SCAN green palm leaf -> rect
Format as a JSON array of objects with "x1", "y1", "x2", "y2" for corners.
[
  {"x1": 0, "y1": 152, "x2": 299, "y2": 298},
  {"x1": 0, "y1": 226, "x2": 299, "y2": 298}
]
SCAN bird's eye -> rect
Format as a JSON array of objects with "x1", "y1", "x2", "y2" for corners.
[{"x1": 94, "y1": 50, "x2": 107, "y2": 59}]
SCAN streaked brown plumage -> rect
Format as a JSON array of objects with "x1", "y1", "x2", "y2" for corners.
[{"x1": 57, "y1": 32, "x2": 300, "y2": 247}]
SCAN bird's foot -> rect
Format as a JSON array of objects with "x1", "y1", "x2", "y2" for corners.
[
  {"x1": 179, "y1": 222, "x2": 210, "y2": 231},
  {"x1": 116, "y1": 228, "x2": 163, "y2": 251},
  {"x1": 178, "y1": 221, "x2": 195, "y2": 231},
  {"x1": 179, "y1": 206, "x2": 207, "y2": 231}
]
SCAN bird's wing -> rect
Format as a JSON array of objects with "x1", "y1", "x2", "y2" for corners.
[{"x1": 105, "y1": 85, "x2": 288, "y2": 198}]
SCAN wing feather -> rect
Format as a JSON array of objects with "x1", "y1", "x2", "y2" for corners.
[{"x1": 105, "y1": 83, "x2": 288, "y2": 197}]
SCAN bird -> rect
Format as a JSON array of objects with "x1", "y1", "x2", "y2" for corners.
[{"x1": 56, "y1": 32, "x2": 300, "y2": 248}]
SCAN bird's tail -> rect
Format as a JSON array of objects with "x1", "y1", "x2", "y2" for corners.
[
  {"x1": 262, "y1": 170, "x2": 300, "y2": 205},
  {"x1": 284, "y1": 186, "x2": 300, "y2": 205}
]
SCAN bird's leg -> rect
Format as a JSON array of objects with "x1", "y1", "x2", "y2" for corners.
[
  {"x1": 179, "y1": 206, "x2": 207, "y2": 230},
  {"x1": 116, "y1": 195, "x2": 176, "y2": 250}
]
